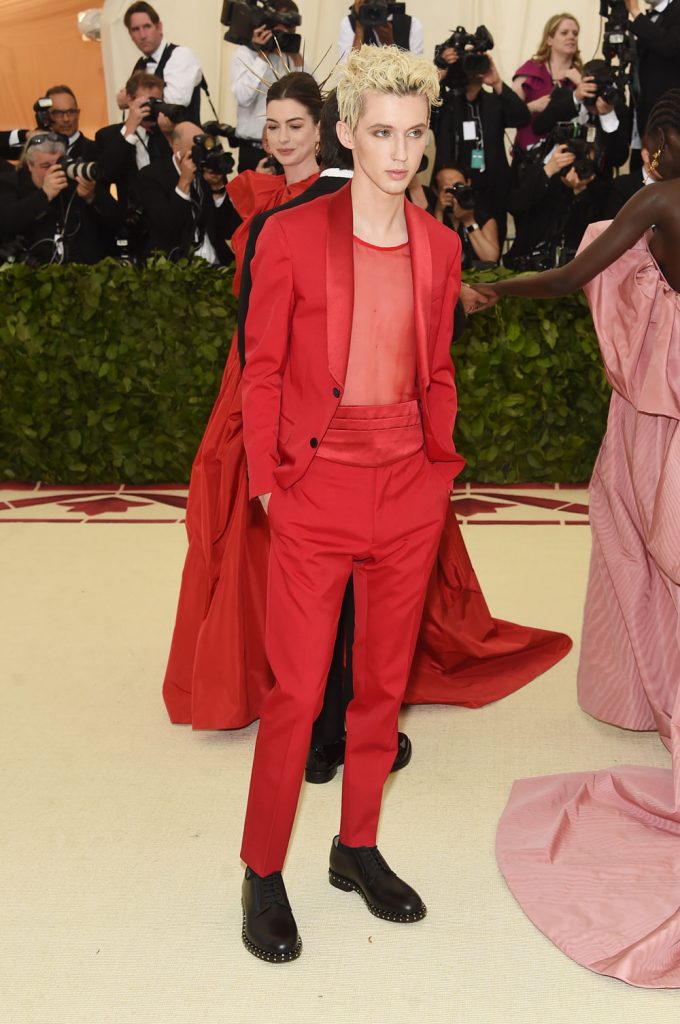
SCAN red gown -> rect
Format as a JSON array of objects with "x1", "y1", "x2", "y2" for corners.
[{"x1": 162, "y1": 173, "x2": 571, "y2": 730}]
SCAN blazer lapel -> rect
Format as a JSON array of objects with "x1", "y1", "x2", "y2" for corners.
[
  {"x1": 405, "y1": 200, "x2": 432, "y2": 391},
  {"x1": 325, "y1": 183, "x2": 354, "y2": 386}
]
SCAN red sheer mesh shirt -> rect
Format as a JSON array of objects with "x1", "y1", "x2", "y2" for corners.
[{"x1": 341, "y1": 237, "x2": 417, "y2": 406}]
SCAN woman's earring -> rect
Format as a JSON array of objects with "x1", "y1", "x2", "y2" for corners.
[{"x1": 650, "y1": 146, "x2": 664, "y2": 174}]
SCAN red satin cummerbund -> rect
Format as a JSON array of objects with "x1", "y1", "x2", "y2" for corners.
[{"x1": 316, "y1": 400, "x2": 424, "y2": 467}]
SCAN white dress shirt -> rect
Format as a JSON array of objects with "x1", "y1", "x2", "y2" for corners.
[
  {"x1": 337, "y1": 13, "x2": 424, "y2": 58},
  {"x1": 142, "y1": 41, "x2": 203, "y2": 107},
  {"x1": 120, "y1": 124, "x2": 152, "y2": 170}
]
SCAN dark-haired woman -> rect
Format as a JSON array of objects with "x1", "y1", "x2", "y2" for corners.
[
  {"x1": 476, "y1": 91, "x2": 680, "y2": 988},
  {"x1": 163, "y1": 73, "x2": 320, "y2": 728}
]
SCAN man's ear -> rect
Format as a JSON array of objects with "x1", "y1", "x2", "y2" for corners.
[{"x1": 336, "y1": 120, "x2": 355, "y2": 151}]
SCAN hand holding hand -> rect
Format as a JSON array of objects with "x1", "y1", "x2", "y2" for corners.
[{"x1": 465, "y1": 282, "x2": 500, "y2": 313}]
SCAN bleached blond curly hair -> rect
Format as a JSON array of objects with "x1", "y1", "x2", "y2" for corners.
[{"x1": 337, "y1": 45, "x2": 441, "y2": 133}]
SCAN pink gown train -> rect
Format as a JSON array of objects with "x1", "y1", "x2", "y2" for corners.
[{"x1": 496, "y1": 224, "x2": 680, "y2": 988}]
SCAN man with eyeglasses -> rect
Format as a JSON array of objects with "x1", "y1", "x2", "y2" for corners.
[
  {"x1": 45, "y1": 86, "x2": 97, "y2": 161},
  {"x1": 0, "y1": 133, "x2": 119, "y2": 264}
]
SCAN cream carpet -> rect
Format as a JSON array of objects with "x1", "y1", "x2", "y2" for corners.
[{"x1": 1, "y1": 519, "x2": 675, "y2": 1024}]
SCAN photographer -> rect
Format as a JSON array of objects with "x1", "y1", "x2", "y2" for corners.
[
  {"x1": 512, "y1": 14, "x2": 585, "y2": 151},
  {"x1": 433, "y1": 29, "x2": 530, "y2": 245},
  {"x1": 45, "y1": 85, "x2": 97, "y2": 160},
  {"x1": 427, "y1": 162, "x2": 499, "y2": 268},
  {"x1": 623, "y1": 0, "x2": 680, "y2": 161},
  {"x1": 95, "y1": 72, "x2": 171, "y2": 210},
  {"x1": 119, "y1": 2, "x2": 204, "y2": 124},
  {"x1": 504, "y1": 137, "x2": 609, "y2": 270},
  {"x1": 531, "y1": 59, "x2": 631, "y2": 174},
  {"x1": 137, "y1": 121, "x2": 241, "y2": 264},
  {"x1": 230, "y1": 1, "x2": 307, "y2": 171},
  {"x1": 338, "y1": 1, "x2": 424, "y2": 56},
  {"x1": 0, "y1": 133, "x2": 119, "y2": 264}
]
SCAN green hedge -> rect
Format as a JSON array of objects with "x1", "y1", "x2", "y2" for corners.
[
  {"x1": 454, "y1": 268, "x2": 610, "y2": 482},
  {"x1": 1, "y1": 258, "x2": 237, "y2": 483},
  {"x1": 0, "y1": 260, "x2": 610, "y2": 484}
]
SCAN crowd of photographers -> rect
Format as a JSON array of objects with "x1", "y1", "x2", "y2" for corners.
[{"x1": 2, "y1": 0, "x2": 680, "y2": 271}]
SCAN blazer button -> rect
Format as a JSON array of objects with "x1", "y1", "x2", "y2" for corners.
[
  {"x1": 310, "y1": 437, "x2": 318, "y2": 448},
  {"x1": 332, "y1": 387, "x2": 341, "y2": 398}
]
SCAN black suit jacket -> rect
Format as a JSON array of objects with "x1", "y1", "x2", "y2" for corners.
[
  {"x1": 432, "y1": 83, "x2": 531, "y2": 231},
  {"x1": 237, "y1": 173, "x2": 467, "y2": 367},
  {"x1": 237, "y1": 174, "x2": 349, "y2": 366},
  {"x1": 532, "y1": 88, "x2": 631, "y2": 175},
  {"x1": 68, "y1": 133, "x2": 98, "y2": 161},
  {"x1": 136, "y1": 158, "x2": 240, "y2": 264},
  {"x1": 0, "y1": 165, "x2": 120, "y2": 263},
  {"x1": 94, "y1": 123, "x2": 171, "y2": 209},
  {"x1": 631, "y1": 1, "x2": 680, "y2": 133}
]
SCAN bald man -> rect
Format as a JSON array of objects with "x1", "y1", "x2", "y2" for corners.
[{"x1": 136, "y1": 121, "x2": 240, "y2": 263}]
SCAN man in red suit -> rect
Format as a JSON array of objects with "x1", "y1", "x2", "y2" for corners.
[{"x1": 240, "y1": 45, "x2": 464, "y2": 962}]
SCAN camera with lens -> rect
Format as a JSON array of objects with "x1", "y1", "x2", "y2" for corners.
[
  {"x1": 434, "y1": 24, "x2": 494, "y2": 79},
  {"x1": 33, "y1": 97, "x2": 54, "y2": 131},
  {"x1": 191, "y1": 134, "x2": 235, "y2": 176},
  {"x1": 444, "y1": 182, "x2": 476, "y2": 210},
  {"x1": 583, "y1": 60, "x2": 620, "y2": 106},
  {"x1": 145, "y1": 96, "x2": 188, "y2": 124},
  {"x1": 202, "y1": 120, "x2": 238, "y2": 149},
  {"x1": 57, "y1": 156, "x2": 99, "y2": 183},
  {"x1": 598, "y1": 0, "x2": 636, "y2": 69},
  {"x1": 358, "y1": 1, "x2": 405, "y2": 28},
  {"x1": 512, "y1": 239, "x2": 576, "y2": 272},
  {"x1": 550, "y1": 123, "x2": 598, "y2": 180},
  {"x1": 221, "y1": 0, "x2": 302, "y2": 54}
]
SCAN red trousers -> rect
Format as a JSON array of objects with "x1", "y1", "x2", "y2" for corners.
[{"x1": 240, "y1": 448, "x2": 450, "y2": 876}]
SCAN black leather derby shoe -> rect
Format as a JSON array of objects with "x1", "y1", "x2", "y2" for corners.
[
  {"x1": 305, "y1": 731, "x2": 413, "y2": 784},
  {"x1": 328, "y1": 836, "x2": 426, "y2": 923},
  {"x1": 241, "y1": 867, "x2": 302, "y2": 962},
  {"x1": 305, "y1": 738, "x2": 345, "y2": 784}
]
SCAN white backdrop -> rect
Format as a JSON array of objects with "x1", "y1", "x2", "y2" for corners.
[{"x1": 100, "y1": 1, "x2": 607, "y2": 126}]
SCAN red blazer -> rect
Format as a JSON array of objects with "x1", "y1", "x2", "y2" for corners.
[{"x1": 242, "y1": 182, "x2": 465, "y2": 498}]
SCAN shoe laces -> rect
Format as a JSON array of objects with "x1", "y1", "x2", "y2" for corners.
[
  {"x1": 359, "y1": 845, "x2": 393, "y2": 883},
  {"x1": 260, "y1": 872, "x2": 289, "y2": 911}
]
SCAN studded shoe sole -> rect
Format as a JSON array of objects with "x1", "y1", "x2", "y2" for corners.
[
  {"x1": 328, "y1": 870, "x2": 427, "y2": 923},
  {"x1": 241, "y1": 903, "x2": 302, "y2": 963}
]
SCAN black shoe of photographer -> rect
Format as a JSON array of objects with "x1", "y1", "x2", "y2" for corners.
[
  {"x1": 328, "y1": 836, "x2": 426, "y2": 923},
  {"x1": 305, "y1": 732, "x2": 413, "y2": 785},
  {"x1": 241, "y1": 867, "x2": 302, "y2": 963}
]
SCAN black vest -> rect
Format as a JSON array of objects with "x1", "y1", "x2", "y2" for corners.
[
  {"x1": 348, "y1": 10, "x2": 412, "y2": 50},
  {"x1": 133, "y1": 42, "x2": 203, "y2": 124}
]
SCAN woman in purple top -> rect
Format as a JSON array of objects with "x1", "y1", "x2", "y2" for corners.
[{"x1": 512, "y1": 12, "x2": 587, "y2": 150}]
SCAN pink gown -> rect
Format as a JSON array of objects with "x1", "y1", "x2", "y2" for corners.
[{"x1": 496, "y1": 223, "x2": 680, "y2": 988}]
